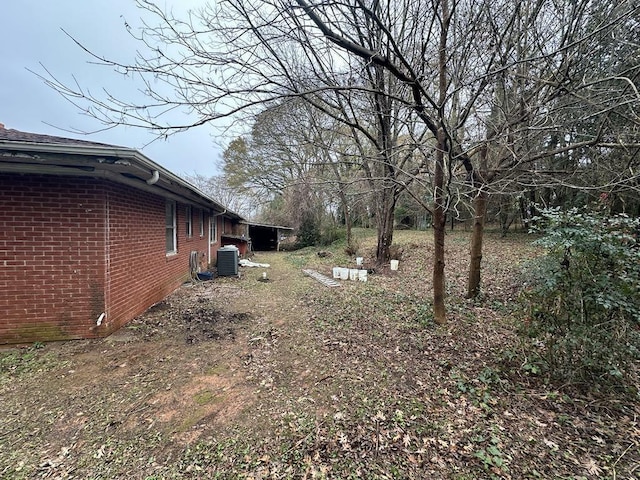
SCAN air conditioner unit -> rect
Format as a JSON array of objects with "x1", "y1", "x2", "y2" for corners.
[{"x1": 217, "y1": 247, "x2": 239, "y2": 276}]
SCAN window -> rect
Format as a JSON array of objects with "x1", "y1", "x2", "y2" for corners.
[
  {"x1": 199, "y1": 210, "x2": 205, "y2": 237},
  {"x1": 186, "y1": 205, "x2": 193, "y2": 238},
  {"x1": 209, "y1": 215, "x2": 218, "y2": 244},
  {"x1": 165, "y1": 201, "x2": 177, "y2": 254}
]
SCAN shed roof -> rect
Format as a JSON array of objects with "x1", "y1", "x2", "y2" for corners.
[{"x1": 245, "y1": 221, "x2": 294, "y2": 231}]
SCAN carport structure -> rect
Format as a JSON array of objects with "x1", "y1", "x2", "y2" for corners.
[{"x1": 245, "y1": 222, "x2": 293, "y2": 251}]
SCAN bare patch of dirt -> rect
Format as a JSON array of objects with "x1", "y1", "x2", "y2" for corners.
[{"x1": 184, "y1": 306, "x2": 251, "y2": 344}]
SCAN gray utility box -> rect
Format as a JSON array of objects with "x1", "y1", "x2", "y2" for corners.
[{"x1": 217, "y1": 247, "x2": 239, "y2": 276}]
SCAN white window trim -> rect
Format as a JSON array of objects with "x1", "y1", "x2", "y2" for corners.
[
  {"x1": 166, "y1": 200, "x2": 177, "y2": 255},
  {"x1": 186, "y1": 205, "x2": 193, "y2": 238},
  {"x1": 199, "y1": 210, "x2": 205, "y2": 237},
  {"x1": 209, "y1": 215, "x2": 218, "y2": 245}
]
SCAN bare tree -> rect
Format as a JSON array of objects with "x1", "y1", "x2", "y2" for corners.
[
  {"x1": 184, "y1": 172, "x2": 260, "y2": 219},
  {"x1": 222, "y1": 100, "x2": 335, "y2": 234},
  {"x1": 463, "y1": 0, "x2": 640, "y2": 297},
  {"x1": 39, "y1": 0, "x2": 639, "y2": 323}
]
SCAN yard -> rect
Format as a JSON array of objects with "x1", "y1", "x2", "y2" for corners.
[{"x1": 1, "y1": 229, "x2": 638, "y2": 479}]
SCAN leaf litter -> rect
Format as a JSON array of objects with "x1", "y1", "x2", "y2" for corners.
[{"x1": 0, "y1": 229, "x2": 638, "y2": 479}]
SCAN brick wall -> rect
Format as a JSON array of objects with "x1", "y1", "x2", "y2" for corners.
[
  {"x1": 104, "y1": 183, "x2": 211, "y2": 333},
  {"x1": 0, "y1": 174, "x2": 106, "y2": 344},
  {"x1": 0, "y1": 173, "x2": 213, "y2": 344}
]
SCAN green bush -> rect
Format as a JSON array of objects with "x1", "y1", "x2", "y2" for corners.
[
  {"x1": 519, "y1": 207, "x2": 640, "y2": 387},
  {"x1": 296, "y1": 213, "x2": 321, "y2": 248},
  {"x1": 319, "y1": 225, "x2": 346, "y2": 246}
]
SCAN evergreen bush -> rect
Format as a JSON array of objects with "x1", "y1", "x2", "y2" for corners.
[
  {"x1": 296, "y1": 213, "x2": 321, "y2": 248},
  {"x1": 519, "y1": 207, "x2": 640, "y2": 387}
]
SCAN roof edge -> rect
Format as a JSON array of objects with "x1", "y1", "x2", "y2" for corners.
[
  {"x1": 245, "y1": 221, "x2": 294, "y2": 230},
  {"x1": 0, "y1": 139, "x2": 245, "y2": 221}
]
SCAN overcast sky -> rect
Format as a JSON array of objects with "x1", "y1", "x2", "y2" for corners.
[{"x1": 1, "y1": 0, "x2": 223, "y2": 179}]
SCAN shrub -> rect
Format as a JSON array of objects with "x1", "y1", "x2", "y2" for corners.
[
  {"x1": 319, "y1": 224, "x2": 346, "y2": 246},
  {"x1": 519, "y1": 207, "x2": 640, "y2": 387},
  {"x1": 296, "y1": 213, "x2": 321, "y2": 248}
]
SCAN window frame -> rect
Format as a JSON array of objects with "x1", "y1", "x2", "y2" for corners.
[
  {"x1": 186, "y1": 205, "x2": 193, "y2": 238},
  {"x1": 209, "y1": 215, "x2": 218, "y2": 245},
  {"x1": 199, "y1": 209, "x2": 205, "y2": 237},
  {"x1": 165, "y1": 200, "x2": 177, "y2": 255}
]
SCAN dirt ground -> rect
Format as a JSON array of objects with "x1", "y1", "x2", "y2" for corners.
[{"x1": 1, "y1": 230, "x2": 639, "y2": 479}]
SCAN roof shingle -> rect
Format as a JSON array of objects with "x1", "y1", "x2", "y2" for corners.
[{"x1": 0, "y1": 127, "x2": 122, "y2": 148}]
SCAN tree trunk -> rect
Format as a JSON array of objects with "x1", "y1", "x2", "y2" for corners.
[
  {"x1": 345, "y1": 204, "x2": 352, "y2": 250},
  {"x1": 338, "y1": 189, "x2": 353, "y2": 251},
  {"x1": 433, "y1": 0, "x2": 449, "y2": 325},
  {"x1": 376, "y1": 189, "x2": 396, "y2": 263},
  {"x1": 433, "y1": 128, "x2": 447, "y2": 324},
  {"x1": 371, "y1": 57, "x2": 396, "y2": 265},
  {"x1": 467, "y1": 189, "x2": 488, "y2": 298}
]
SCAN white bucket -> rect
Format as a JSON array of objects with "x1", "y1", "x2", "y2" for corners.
[
  {"x1": 356, "y1": 257, "x2": 363, "y2": 266},
  {"x1": 358, "y1": 270, "x2": 368, "y2": 282},
  {"x1": 390, "y1": 259, "x2": 399, "y2": 271},
  {"x1": 332, "y1": 267, "x2": 340, "y2": 279},
  {"x1": 349, "y1": 269, "x2": 359, "y2": 281},
  {"x1": 339, "y1": 268, "x2": 349, "y2": 280}
]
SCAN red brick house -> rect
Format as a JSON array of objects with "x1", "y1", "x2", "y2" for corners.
[{"x1": 0, "y1": 125, "x2": 247, "y2": 345}]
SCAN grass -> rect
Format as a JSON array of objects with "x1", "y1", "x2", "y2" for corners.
[{"x1": 0, "y1": 343, "x2": 62, "y2": 383}]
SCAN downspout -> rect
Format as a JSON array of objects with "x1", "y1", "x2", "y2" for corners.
[
  {"x1": 103, "y1": 189, "x2": 111, "y2": 331},
  {"x1": 146, "y1": 170, "x2": 159, "y2": 185},
  {"x1": 210, "y1": 208, "x2": 229, "y2": 238}
]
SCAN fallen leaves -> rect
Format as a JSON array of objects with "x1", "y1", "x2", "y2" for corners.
[
  {"x1": 583, "y1": 457, "x2": 602, "y2": 476},
  {"x1": 1, "y1": 230, "x2": 639, "y2": 479}
]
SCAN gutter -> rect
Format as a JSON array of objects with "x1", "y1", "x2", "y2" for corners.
[
  {"x1": 0, "y1": 140, "x2": 192, "y2": 191},
  {"x1": 0, "y1": 140, "x2": 242, "y2": 217},
  {"x1": 0, "y1": 160, "x2": 198, "y2": 206}
]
